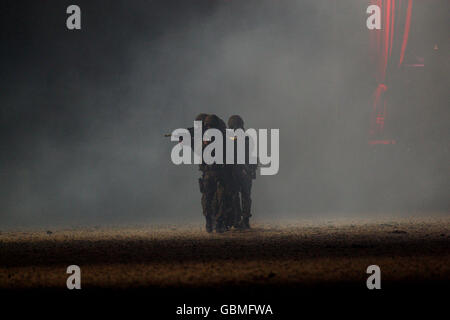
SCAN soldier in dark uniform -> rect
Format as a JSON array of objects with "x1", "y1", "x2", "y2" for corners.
[
  {"x1": 227, "y1": 115, "x2": 257, "y2": 229},
  {"x1": 200, "y1": 114, "x2": 228, "y2": 233},
  {"x1": 170, "y1": 113, "x2": 230, "y2": 233},
  {"x1": 190, "y1": 113, "x2": 209, "y2": 230}
]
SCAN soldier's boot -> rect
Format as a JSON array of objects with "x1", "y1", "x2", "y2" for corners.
[
  {"x1": 215, "y1": 218, "x2": 226, "y2": 233},
  {"x1": 224, "y1": 210, "x2": 233, "y2": 231},
  {"x1": 205, "y1": 215, "x2": 213, "y2": 233}
]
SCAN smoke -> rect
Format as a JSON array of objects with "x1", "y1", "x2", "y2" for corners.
[{"x1": 0, "y1": 0, "x2": 448, "y2": 228}]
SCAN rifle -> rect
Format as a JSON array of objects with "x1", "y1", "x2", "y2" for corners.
[{"x1": 164, "y1": 127, "x2": 195, "y2": 139}]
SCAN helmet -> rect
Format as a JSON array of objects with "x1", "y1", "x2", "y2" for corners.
[
  {"x1": 227, "y1": 115, "x2": 244, "y2": 129},
  {"x1": 218, "y1": 118, "x2": 227, "y2": 132},
  {"x1": 204, "y1": 114, "x2": 221, "y2": 129},
  {"x1": 195, "y1": 113, "x2": 208, "y2": 123}
]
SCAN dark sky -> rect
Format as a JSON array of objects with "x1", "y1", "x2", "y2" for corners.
[{"x1": 0, "y1": 0, "x2": 448, "y2": 228}]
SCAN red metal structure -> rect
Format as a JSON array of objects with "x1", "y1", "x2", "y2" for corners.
[{"x1": 368, "y1": 0, "x2": 414, "y2": 145}]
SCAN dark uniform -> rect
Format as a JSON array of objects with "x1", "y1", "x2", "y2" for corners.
[
  {"x1": 228, "y1": 115, "x2": 257, "y2": 229},
  {"x1": 189, "y1": 114, "x2": 210, "y2": 230},
  {"x1": 216, "y1": 117, "x2": 238, "y2": 230},
  {"x1": 174, "y1": 113, "x2": 232, "y2": 233},
  {"x1": 199, "y1": 114, "x2": 227, "y2": 233}
]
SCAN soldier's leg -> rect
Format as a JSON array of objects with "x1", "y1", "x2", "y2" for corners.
[
  {"x1": 200, "y1": 175, "x2": 214, "y2": 233},
  {"x1": 223, "y1": 194, "x2": 233, "y2": 230},
  {"x1": 199, "y1": 177, "x2": 207, "y2": 216},
  {"x1": 224, "y1": 177, "x2": 240, "y2": 230},
  {"x1": 198, "y1": 176, "x2": 206, "y2": 217},
  {"x1": 220, "y1": 180, "x2": 232, "y2": 230},
  {"x1": 229, "y1": 169, "x2": 243, "y2": 228},
  {"x1": 201, "y1": 192, "x2": 213, "y2": 233},
  {"x1": 203, "y1": 174, "x2": 217, "y2": 233},
  {"x1": 214, "y1": 179, "x2": 227, "y2": 233},
  {"x1": 224, "y1": 172, "x2": 236, "y2": 229},
  {"x1": 232, "y1": 191, "x2": 242, "y2": 228},
  {"x1": 240, "y1": 177, "x2": 252, "y2": 229}
]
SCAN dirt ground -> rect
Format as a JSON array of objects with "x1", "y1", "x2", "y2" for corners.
[{"x1": 0, "y1": 217, "x2": 449, "y2": 290}]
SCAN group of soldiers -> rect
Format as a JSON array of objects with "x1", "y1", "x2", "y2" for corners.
[{"x1": 183, "y1": 114, "x2": 257, "y2": 233}]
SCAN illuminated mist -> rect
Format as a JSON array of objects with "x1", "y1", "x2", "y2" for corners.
[{"x1": 0, "y1": 0, "x2": 448, "y2": 228}]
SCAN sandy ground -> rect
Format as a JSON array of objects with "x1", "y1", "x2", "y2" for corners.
[{"x1": 0, "y1": 217, "x2": 449, "y2": 290}]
